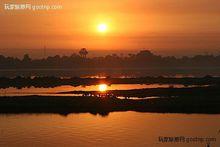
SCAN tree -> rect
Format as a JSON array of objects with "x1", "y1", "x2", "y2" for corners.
[
  {"x1": 23, "y1": 54, "x2": 31, "y2": 62},
  {"x1": 79, "y1": 48, "x2": 88, "y2": 58},
  {"x1": 136, "y1": 50, "x2": 153, "y2": 57}
]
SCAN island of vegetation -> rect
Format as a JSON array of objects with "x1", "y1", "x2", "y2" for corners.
[{"x1": 0, "y1": 77, "x2": 220, "y2": 116}]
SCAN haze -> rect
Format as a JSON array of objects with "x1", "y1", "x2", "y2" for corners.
[{"x1": 0, "y1": 0, "x2": 220, "y2": 56}]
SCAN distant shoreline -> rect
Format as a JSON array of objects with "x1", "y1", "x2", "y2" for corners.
[{"x1": 0, "y1": 76, "x2": 219, "y2": 89}]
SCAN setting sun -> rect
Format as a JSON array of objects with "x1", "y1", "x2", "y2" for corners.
[
  {"x1": 98, "y1": 84, "x2": 108, "y2": 92},
  {"x1": 97, "y1": 23, "x2": 108, "y2": 33}
]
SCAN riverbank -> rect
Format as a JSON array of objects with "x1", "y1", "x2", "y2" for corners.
[
  {"x1": 0, "y1": 94, "x2": 219, "y2": 116},
  {"x1": 59, "y1": 85, "x2": 220, "y2": 98},
  {"x1": 0, "y1": 75, "x2": 218, "y2": 89}
]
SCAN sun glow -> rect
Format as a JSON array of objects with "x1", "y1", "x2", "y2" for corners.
[
  {"x1": 97, "y1": 23, "x2": 108, "y2": 32},
  {"x1": 98, "y1": 84, "x2": 108, "y2": 92}
]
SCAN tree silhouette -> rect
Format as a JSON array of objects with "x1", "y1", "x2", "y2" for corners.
[
  {"x1": 23, "y1": 54, "x2": 31, "y2": 62},
  {"x1": 0, "y1": 50, "x2": 220, "y2": 69},
  {"x1": 79, "y1": 48, "x2": 88, "y2": 58}
]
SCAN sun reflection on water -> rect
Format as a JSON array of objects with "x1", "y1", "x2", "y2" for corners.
[{"x1": 98, "y1": 84, "x2": 108, "y2": 92}]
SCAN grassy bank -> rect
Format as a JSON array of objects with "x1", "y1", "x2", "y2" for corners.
[{"x1": 0, "y1": 94, "x2": 219, "y2": 116}]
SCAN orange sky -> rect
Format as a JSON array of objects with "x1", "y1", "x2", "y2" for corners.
[{"x1": 0, "y1": 0, "x2": 220, "y2": 52}]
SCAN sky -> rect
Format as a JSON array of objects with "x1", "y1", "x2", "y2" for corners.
[{"x1": 0, "y1": 0, "x2": 220, "y2": 56}]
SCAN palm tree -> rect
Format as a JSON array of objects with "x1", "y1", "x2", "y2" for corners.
[{"x1": 79, "y1": 48, "x2": 88, "y2": 58}]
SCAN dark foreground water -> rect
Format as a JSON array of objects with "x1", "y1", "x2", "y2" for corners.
[{"x1": 0, "y1": 112, "x2": 219, "y2": 147}]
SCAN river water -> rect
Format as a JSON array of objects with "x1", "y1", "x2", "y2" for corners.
[
  {"x1": 0, "y1": 112, "x2": 219, "y2": 147},
  {"x1": 0, "y1": 84, "x2": 204, "y2": 97}
]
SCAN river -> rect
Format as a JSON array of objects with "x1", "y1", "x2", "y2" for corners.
[{"x1": 0, "y1": 112, "x2": 219, "y2": 147}]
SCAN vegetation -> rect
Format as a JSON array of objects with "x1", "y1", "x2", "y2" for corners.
[
  {"x1": 1, "y1": 50, "x2": 220, "y2": 69},
  {"x1": 59, "y1": 85, "x2": 220, "y2": 98},
  {"x1": 0, "y1": 49, "x2": 219, "y2": 115},
  {"x1": 0, "y1": 94, "x2": 219, "y2": 116},
  {"x1": 0, "y1": 76, "x2": 218, "y2": 89},
  {"x1": 0, "y1": 75, "x2": 219, "y2": 115}
]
